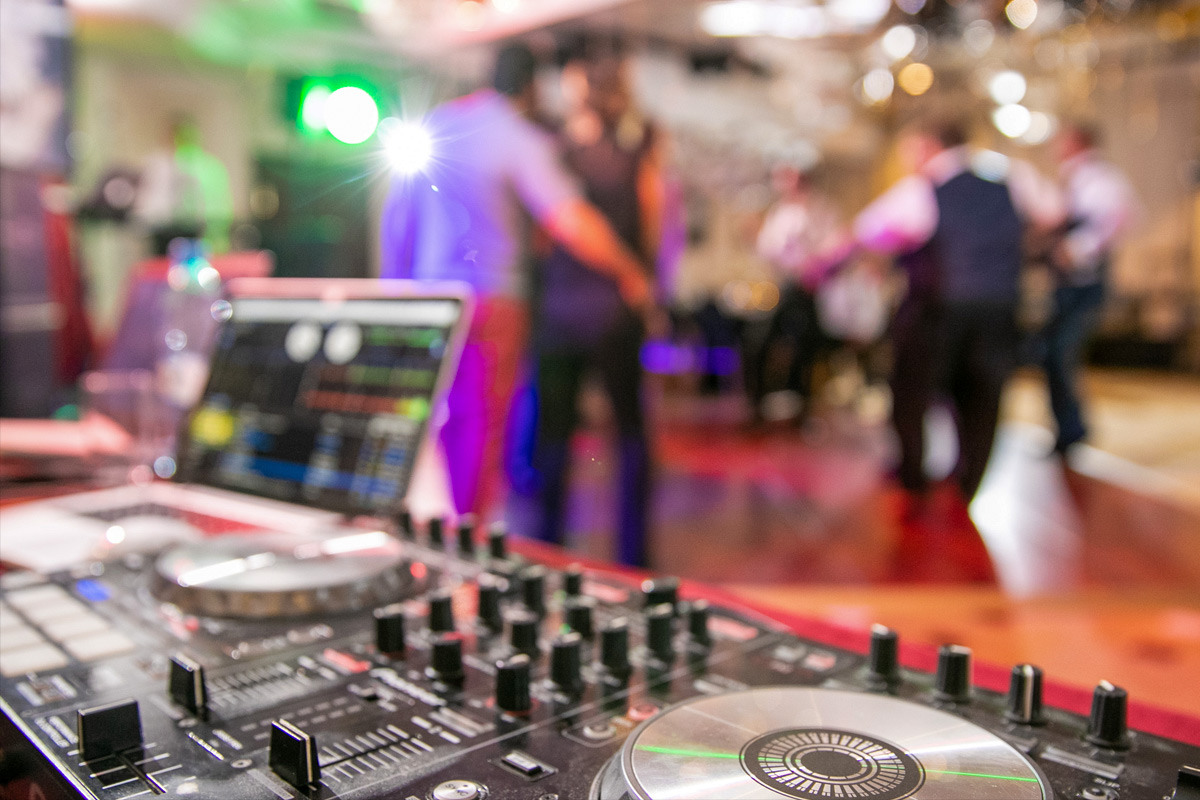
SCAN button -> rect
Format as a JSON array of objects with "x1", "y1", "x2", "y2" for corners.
[
  {"x1": 5, "y1": 585, "x2": 71, "y2": 610},
  {"x1": 802, "y1": 651, "x2": 838, "y2": 672},
  {"x1": 64, "y1": 631, "x2": 136, "y2": 662},
  {"x1": 432, "y1": 780, "x2": 483, "y2": 800},
  {"x1": 20, "y1": 597, "x2": 86, "y2": 624},
  {"x1": 0, "y1": 643, "x2": 68, "y2": 676},
  {"x1": 42, "y1": 614, "x2": 110, "y2": 641},
  {"x1": 0, "y1": 626, "x2": 43, "y2": 651},
  {"x1": 501, "y1": 750, "x2": 545, "y2": 777},
  {"x1": 628, "y1": 702, "x2": 660, "y2": 721},
  {"x1": 582, "y1": 722, "x2": 616, "y2": 741},
  {"x1": 1081, "y1": 788, "x2": 1118, "y2": 800}
]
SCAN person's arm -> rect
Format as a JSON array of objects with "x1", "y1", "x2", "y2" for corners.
[
  {"x1": 1006, "y1": 157, "x2": 1066, "y2": 234},
  {"x1": 852, "y1": 175, "x2": 937, "y2": 255},
  {"x1": 1060, "y1": 163, "x2": 1136, "y2": 270},
  {"x1": 541, "y1": 198, "x2": 651, "y2": 308},
  {"x1": 511, "y1": 126, "x2": 650, "y2": 307},
  {"x1": 636, "y1": 131, "x2": 666, "y2": 269}
]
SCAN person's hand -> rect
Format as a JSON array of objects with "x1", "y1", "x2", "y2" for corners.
[{"x1": 618, "y1": 271, "x2": 653, "y2": 312}]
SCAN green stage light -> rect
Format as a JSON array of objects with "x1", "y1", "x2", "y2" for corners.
[
  {"x1": 325, "y1": 86, "x2": 379, "y2": 145},
  {"x1": 299, "y1": 84, "x2": 332, "y2": 134}
]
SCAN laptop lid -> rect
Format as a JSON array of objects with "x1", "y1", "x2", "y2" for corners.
[{"x1": 170, "y1": 278, "x2": 472, "y2": 518}]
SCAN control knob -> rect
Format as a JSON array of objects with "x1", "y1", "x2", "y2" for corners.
[
  {"x1": 1005, "y1": 664, "x2": 1046, "y2": 725},
  {"x1": 934, "y1": 644, "x2": 972, "y2": 703},
  {"x1": 563, "y1": 565, "x2": 584, "y2": 597},
  {"x1": 646, "y1": 603, "x2": 675, "y2": 662},
  {"x1": 457, "y1": 515, "x2": 476, "y2": 558},
  {"x1": 508, "y1": 609, "x2": 540, "y2": 657},
  {"x1": 1086, "y1": 680, "x2": 1131, "y2": 749},
  {"x1": 518, "y1": 565, "x2": 548, "y2": 618},
  {"x1": 488, "y1": 522, "x2": 508, "y2": 560},
  {"x1": 476, "y1": 576, "x2": 505, "y2": 634},
  {"x1": 866, "y1": 625, "x2": 900, "y2": 690},
  {"x1": 599, "y1": 618, "x2": 631, "y2": 680},
  {"x1": 495, "y1": 654, "x2": 533, "y2": 715},
  {"x1": 428, "y1": 589, "x2": 455, "y2": 634},
  {"x1": 428, "y1": 634, "x2": 465, "y2": 687},
  {"x1": 564, "y1": 596, "x2": 596, "y2": 640},
  {"x1": 687, "y1": 600, "x2": 711, "y2": 648},
  {"x1": 549, "y1": 632, "x2": 584, "y2": 697},
  {"x1": 642, "y1": 576, "x2": 679, "y2": 613},
  {"x1": 374, "y1": 604, "x2": 407, "y2": 657}
]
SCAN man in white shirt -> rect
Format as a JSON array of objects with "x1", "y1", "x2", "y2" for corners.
[
  {"x1": 1043, "y1": 122, "x2": 1136, "y2": 455},
  {"x1": 854, "y1": 119, "x2": 1060, "y2": 504}
]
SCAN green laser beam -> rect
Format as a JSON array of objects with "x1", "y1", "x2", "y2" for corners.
[
  {"x1": 637, "y1": 746, "x2": 740, "y2": 759},
  {"x1": 927, "y1": 769, "x2": 1040, "y2": 782}
]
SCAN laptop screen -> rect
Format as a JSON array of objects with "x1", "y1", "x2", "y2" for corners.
[{"x1": 173, "y1": 291, "x2": 466, "y2": 517}]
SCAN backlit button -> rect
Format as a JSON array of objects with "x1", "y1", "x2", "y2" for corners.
[
  {"x1": 42, "y1": 614, "x2": 110, "y2": 641},
  {"x1": 20, "y1": 598, "x2": 86, "y2": 624},
  {"x1": 628, "y1": 702, "x2": 660, "y2": 721},
  {"x1": 0, "y1": 626, "x2": 43, "y2": 651},
  {"x1": 432, "y1": 779, "x2": 484, "y2": 800},
  {"x1": 64, "y1": 631, "x2": 136, "y2": 662},
  {"x1": 0, "y1": 643, "x2": 68, "y2": 676}
]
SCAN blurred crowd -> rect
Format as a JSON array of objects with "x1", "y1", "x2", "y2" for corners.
[{"x1": 378, "y1": 44, "x2": 1137, "y2": 567}]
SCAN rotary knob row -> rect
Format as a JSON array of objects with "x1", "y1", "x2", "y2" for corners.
[
  {"x1": 396, "y1": 510, "x2": 509, "y2": 560},
  {"x1": 867, "y1": 626, "x2": 1129, "y2": 748}
]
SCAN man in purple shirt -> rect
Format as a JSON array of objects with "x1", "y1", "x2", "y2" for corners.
[{"x1": 380, "y1": 44, "x2": 649, "y2": 522}]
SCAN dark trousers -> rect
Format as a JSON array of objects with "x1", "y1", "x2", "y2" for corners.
[
  {"x1": 745, "y1": 284, "x2": 821, "y2": 417},
  {"x1": 1042, "y1": 282, "x2": 1104, "y2": 451},
  {"x1": 533, "y1": 314, "x2": 651, "y2": 567},
  {"x1": 890, "y1": 298, "x2": 1018, "y2": 501}
]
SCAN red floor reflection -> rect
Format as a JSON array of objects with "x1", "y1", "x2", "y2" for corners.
[{"x1": 509, "y1": 392, "x2": 1200, "y2": 594}]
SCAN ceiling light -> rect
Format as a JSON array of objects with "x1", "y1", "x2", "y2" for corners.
[{"x1": 325, "y1": 87, "x2": 380, "y2": 145}]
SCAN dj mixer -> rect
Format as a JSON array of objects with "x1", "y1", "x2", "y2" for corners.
[{"x1": 1, "y1": 516, "x2": 1198, "y2": 800}]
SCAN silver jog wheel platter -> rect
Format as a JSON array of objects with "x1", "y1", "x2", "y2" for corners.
[
  {"x1": 152, "y1": 530, "x2": 417, "y2": 618},
  {"x1": 591, "y1": 687, "x2": 1051, "y2": 799}
]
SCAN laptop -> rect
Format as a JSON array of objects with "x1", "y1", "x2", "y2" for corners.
[{"x1": 0, "y1": 278, "x2": 473, "y2": 574}]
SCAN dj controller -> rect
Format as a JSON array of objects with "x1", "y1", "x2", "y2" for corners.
[{"x1": 1, "y1": 515, "x2": 1198, "y2": 800}]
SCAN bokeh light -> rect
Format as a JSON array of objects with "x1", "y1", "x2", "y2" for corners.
[
  {"x1": 993, "y1": 104, "x2": 1032, "y2": 138},
  {"x1": 897, "y1": 62, "x2": 934, "y2": 96},
  {"x1": 324, "y1": 87, "x2": 380, "y2": 145},
  {"x1": 1005, "y1": 0, "x2": 1038, "y2": 30},
  {"x1": 881, "y1": 25, "x2": 917, "y2": 61},
  {"x1": 381, "y1": 118, "x2": 434, "y2": 175},
  {"x1": 988, "y1": 70, "x2": 1027, "y2": 104},
  {"x1": 861, "y1": 68, "x2": 895, "y2": 104}
]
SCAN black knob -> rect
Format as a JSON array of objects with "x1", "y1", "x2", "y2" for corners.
[
  {"x1": 934, "y1": 644, "x2": 972, "y2": 703},
  {"x1": 687, "y1": 600, "x2": 711, "y2": 647},
  {"x1": 1005, "y1": 664, "x2": 1046, "y2": 725},
  {"x1": 77, "y1": 699, "x2": 142, "y2": 761},
  {"x1": 1086, "y1": 681, "x2": 1131, "y2": 749},
  {"x1": 477, "y1": 577, "x2": 505, "y2": 634},
  {"x1": 642, "y1": 577, "x2": 679, "y2": 612},
  {"x1": 168, "y1": 654, "x2": 208, "y2": 714},
  {"x1": 646, "y1": 603, "x2": 675, "y2": 662},
  {"x1": 488, "y1": 522, "x2": 508, "y2": 560},
  {"x1": 428, "y1": 517, "x2": 445, "y2": 547},
  {"x1": 508, "y1": 609, "x2": 540, "y2": 657},
  {"x1": 428, "y1": 590, "x2": 455, "y2": 634},
  {"x1": 866, "y1": 625, "x2": 900, "y2": 688},
  {"x1": 457, "y1": 514, "x2": 476, "y2": 558},
  {"x1": 549, "y1": 632, "x2": 584, "y2": 697},
  {"x1": 428, "y1": 634, "x2": 465, "y2": 686},
  {"x1": 396, "y1": 509, "x2": 415, "y2": 540},
  {"x1": 374, "y1": 604, "x2": 408, "y2": 656},
  {"x1": 564, "y1": 596, "x2": 596, "y2": 640},
  {"x1": 563, "y1": 565, "x2": 584, "y2": 597},
  {"x1": 495, "y1": 654, "x2": 532, "y2": 715},
  {"x1": 269, "y1": 719, "x2": 320, "y2": 788},
  {"x1": 518, "y1": 565, "x2": 548, "y2": 618},
  {"x1": 599, "y1": 618, "x2": 631, "y2": 678}
]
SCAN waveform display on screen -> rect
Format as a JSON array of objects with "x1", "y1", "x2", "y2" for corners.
[{"x1": 174, "y1": 297, "x2": 461, "y2": 515}]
